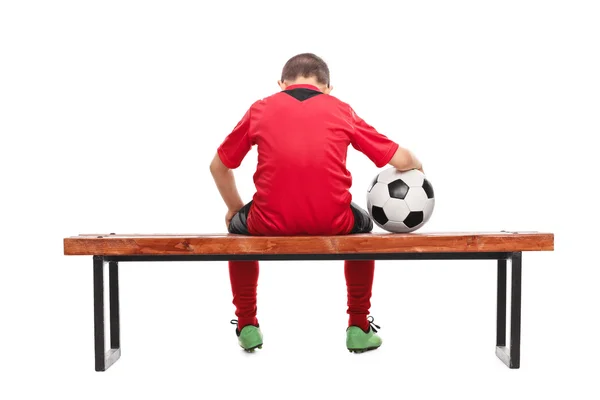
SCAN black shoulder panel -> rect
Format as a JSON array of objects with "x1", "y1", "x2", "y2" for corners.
[{"x1": 283, "y1": 88, "x2": 323, "y2": 101}]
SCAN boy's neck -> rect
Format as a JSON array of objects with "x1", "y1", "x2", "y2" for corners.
[
  {"x1": 287, "y1": 77, "x2": 321, "y2": 87},
  {"x1": 279, "y1": 77, "x2": 331, "y2": 94},
  {"x1": 284, "y1": 78, "x2": 325, "y2": 92}
]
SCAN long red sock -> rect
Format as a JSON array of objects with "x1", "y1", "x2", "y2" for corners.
[
  {"x1": 345, "y1": 260, "x2": 375, "y2": 332},
  {"x1": 228, "y1": 260, "x2": 259, "y2": 331}
]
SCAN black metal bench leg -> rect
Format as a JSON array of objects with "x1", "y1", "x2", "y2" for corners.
[
  {"x1": 496, "y1": 259, "x2": 507, "y2": 347},
  {"x1": 495, "y1": 252, "x2": 522, "y2": 369},
  {"x1": 109, "y1": 261, "x2": 121, "y2": 350},
  {"x1": 93, "y1": 256, "x2": 121, "y2": 371}
]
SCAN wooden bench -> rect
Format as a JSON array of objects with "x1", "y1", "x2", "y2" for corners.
[{"x1": 63, "y1": 231, "x2": 554, "y2": 371}]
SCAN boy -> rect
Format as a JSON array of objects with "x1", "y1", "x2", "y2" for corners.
[{"x1": 210, "y1": 53, "x2": 423, "y2": 353}]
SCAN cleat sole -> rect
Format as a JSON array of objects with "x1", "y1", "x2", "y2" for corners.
[
  {"x1": 347, "y1": 346, "x2": 380, "y2": 353},
  {"x1": 240, "y1": 343, "x2": 263, "y2": 352}
]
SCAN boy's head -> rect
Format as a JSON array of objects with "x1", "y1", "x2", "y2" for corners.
[{"x1": 278, "y1": 53, "x2": 332, "y2": 94}]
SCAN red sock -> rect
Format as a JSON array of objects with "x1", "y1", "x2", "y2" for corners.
[
  {"x1": 345, "y1": 260, "x2": 375, "y2": 332},
  {"x1": 228, "y1": 260, "x2": 259, "y2": 331}
]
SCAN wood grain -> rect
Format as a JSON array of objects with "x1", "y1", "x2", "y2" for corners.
[{"x1": 64, "y1": 232, "x2": 554, "y2": 256}]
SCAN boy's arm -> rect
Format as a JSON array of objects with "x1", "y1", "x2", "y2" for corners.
[
  {"x1": 348, "y1": 106, "x2": 423, "y2": 172},
  {"x1": 210, "y1": 153, "x2": 245, "y2": 227},
  {"x1": 211, "y1": 105, "x2": 254, "y2": 227},
  {"x1": 388, "y1": 146, "x2": 423, "y2": 173}
]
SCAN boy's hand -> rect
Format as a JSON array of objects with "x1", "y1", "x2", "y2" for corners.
[{"x1": 225, "y1": 207, "x2": 241, "y2": 229}]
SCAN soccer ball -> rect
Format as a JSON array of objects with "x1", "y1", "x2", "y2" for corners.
[{"x1": 366, "y1": 168, "x2": 435, "y2": 233}]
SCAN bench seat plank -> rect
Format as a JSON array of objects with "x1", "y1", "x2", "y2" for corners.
[{"x1": 64, "y1": 232, "x2": 554, "y2": 256}]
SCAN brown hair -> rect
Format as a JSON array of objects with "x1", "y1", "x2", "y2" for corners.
[{"x1": 281, "y1": 53, "x2": 330, "y2": 87}]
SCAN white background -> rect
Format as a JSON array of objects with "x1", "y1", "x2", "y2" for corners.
[{"x1": 1, "y1": 0, "x2": 599, "y2": 399}]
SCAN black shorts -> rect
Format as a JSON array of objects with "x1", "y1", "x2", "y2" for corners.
[{"x1": 228, "y1": 201, "x2": 373, "y2": 235}]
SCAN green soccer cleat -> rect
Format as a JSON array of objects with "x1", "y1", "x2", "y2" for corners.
[
  {"x1": 346, "y1": 316, "x2": 383, "y2": 353},
  {"x1": 230, "y1": 319, "x2": 263, "y2": 352}
]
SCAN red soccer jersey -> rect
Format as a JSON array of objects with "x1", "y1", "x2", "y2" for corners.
[{"x1": 217, "y1": 84, "x2": 399, "y2": 236}]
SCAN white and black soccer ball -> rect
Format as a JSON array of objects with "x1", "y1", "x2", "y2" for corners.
[{"x1": 367, "y1": 168, "x2": 435, "y2": 233}]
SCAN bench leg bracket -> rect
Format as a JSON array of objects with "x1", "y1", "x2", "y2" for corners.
[
  {"x1": 93, "y1": 256, "x2": 121, "y2": 371},
  {"x1": 496, "y1": 252, "x2": 522, "y2": 369}
]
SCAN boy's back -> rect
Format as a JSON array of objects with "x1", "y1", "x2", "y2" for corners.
[{"x1": 218, "y1": 83, "x2": 398, "y2": 236}]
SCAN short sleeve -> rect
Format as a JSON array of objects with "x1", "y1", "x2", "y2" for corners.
[
  {"x1": 348, "y1": 106, "x2": 399, "y2": 168},
  {"x1": 217, "y1": 107, "x2": 253, "y2": 169}
]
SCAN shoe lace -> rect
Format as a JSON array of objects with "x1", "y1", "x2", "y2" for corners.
[{"x1": 367, "y1": 316, "x2": 381, "y2": 333}]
